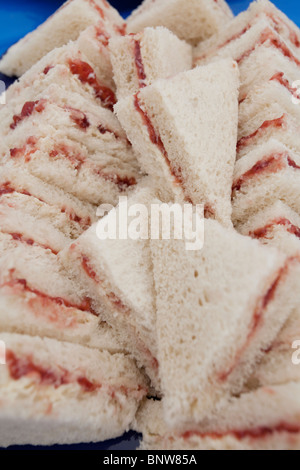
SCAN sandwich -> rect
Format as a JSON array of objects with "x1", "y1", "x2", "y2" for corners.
[
  {"x1": 0, "y1": 166, "x2": 97, "y2": 232},
  {"x1": 0, "y1": 332, "x2": 147, "y2": 446},
  {"x1": 194, "y1": 0, "x2": 300, "y2": 66},
  {"x1": 136, "y1": 383, "x2": 300, "y2": 450},
  {"x1": 232, "y1": 138, "x2": 300, "y2": 225},
  {"x1": 1, "y1": 86, "x2": 140, "y2": 205},
  {"x1": 109, "y1": 27, "x2": 192, "y2": 99},
  {"x1": 150, "y1": 217, "x2": 300, "y2": 427},
  {"x1": 127, "y1": 0, "x2": 233, "y2": 46},
  {"x1": 238, "y1": 201, "x2": 300, "y2": 388},
  {"x1": 60, "y1": 187, "x2": 160, "y2": 389},
  {"x1": 0, "y1": 0, "x2": 125, "y2": 77},
  {"x1": 115, "y1": 60, "x2": 239, "y2": 226},
  {"x1": 0, "y1": 232, "x2": 122, "y2": 352}
]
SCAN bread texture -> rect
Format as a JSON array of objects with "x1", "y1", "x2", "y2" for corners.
[
  {"x1": 127, "y1": 0, "x2": 233, "y2": 46},
  {"x1": 151, "y1": 218, "x2": 300, "y2": 427},
  {"x1": 0, "y1": 332, "x2": 147, "y2": 446},
  {"x1": 136, "y1": 383, "x2": 300, "y2": 450},
  {"x1": 110, "y1": 27, "x2": 192, "y2": 99},
  {"x1": 115, "y1": 60, "x2": 239, "y2": 226},
  {"x1": 0, "y1": 0, "x2": 125, "y2": 77}
]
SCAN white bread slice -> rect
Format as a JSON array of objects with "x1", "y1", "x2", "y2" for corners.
[
  {"x1": 0, "y1": 332, "x2": 147, "y2": 446},
  {"x1": 109, "y1": 27, "x2": 192, "y2": 99},
  {"x1": 237, "y1": 202, "x2": 300, "y2": 388},
  {"x1": 232, "y1": 139, "x2": 300, "y2": 225},
  {"x1": 60, "y1": 187, "x2": 159, "y2": 389},
  {"x1": 151, "y1": 217, "x2": 300, "y2": 427},
  {"x1": 238, "y1": 42, "x2": 300, "y2": 101},
  {"x1": 239, "y1": 80, "x2": 300, "y2": 133},
  {"x1": 115, "y1": 60, "x2": 239, "y2": 226},
  {"x1": 237, "y1": 113, "x2": 300, "y2": 160},
  {"x1": 195, "y1": 0, "x2": 300, "y2": 65},
  {"x1": 4, "y1": 42, "x2": 117, "y2": 113},
  {"x1": 0, "y1": 232, "x2": 122, "y2": 352},
  {"x1": 127, "y1": 0, "x2": 233, "y2": 46},
  {"x1": 0, "y1": 166, "x2": 97, "y2": 231},
  {"x1": 0, "y1": 192, "x2": 80, "y2": 254},
  {"x1": 0, "y1": 0, "x2": 125, "y2": 77},
  {"x1": 136, "y1": 384, "x2": 300, "y2": 450}
]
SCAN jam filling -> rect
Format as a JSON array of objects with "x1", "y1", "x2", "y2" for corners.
[
  {"x1": 10, "y1": 100, "x2": 46, "y2": 130},
  {"x1": 218, "y1": 258, "x2": 296, "y2": 382},
  {"x1": 10, "y1": 136, "x2": 38, "y2": 163},
  {"x1": 270, "y1": 72, "x2": 299, "y2": 99},
  {"x1": 89, "y1": 0, "x2": 104, "y2": 19},
  {"x1": 68, "y1": 59, "x2": 116, "y2": 111},
  {"x1": 94, "y1": 168, "x2": 137, "y2": 191},
  {"x1": 1, "y1": 277, "x2": 96, "y2": 316},
  {"x1": 181, "y1": 422, "x2": 300, "y2": 441},
  {"x1": 114, "y1": 24, "x2": 127, "y2": 36},
  {"x1": 6, "y1": 232, "x2": 58, "y2": 255},
  {"x1": 134, "y1": 40, "x2": 147, "y2": 88},
  {"x1": 65, "y1": 106, "x2": 90, "y2": 129},
  {"x1": 232, "y1": 153, "x2": 288, "y2": 192},
  {"x1": 237, "y1": 115, "x2": 286, "y2": 153},
  {"x1": 43, "y1": 65, "x2": 54, "y2": 75},
  {"x1": 94, "y1": 24, "x2": 111, "y2": 47},
  {"x1": 250, "y1": 218, "x2": 300, "y2": 240},
  {"x1": 133, "y1": 93, "x2": 192, "y2": 200},
  {"x1": 50, "y1": 144, "x2": 85, "y2": 171}
]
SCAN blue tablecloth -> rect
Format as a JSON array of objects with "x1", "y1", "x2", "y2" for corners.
[{"x1": 0, "y1": 0, "x2": 299, "y2": 450}]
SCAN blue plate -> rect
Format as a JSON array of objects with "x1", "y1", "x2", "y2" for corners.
[{"x1": 0, "y1": 0, "x2": 299, "y2": 450}]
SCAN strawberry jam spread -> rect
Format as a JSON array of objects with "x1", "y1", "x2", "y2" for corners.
[
  {"x1": 43, "y1": 65, "x2": 54, "y2": 75},
  {"x1": 89, "y1": 0, "x2": 105, "y2": 18},
  {"x1": 94, "y1": 24, "x2": 111, "y2": 47},
  {"x1": 134, "y1": 93, "x2": 191, "y2": 199},
  {"x1": 237, "y1": 115, "x2": 286, "y2": 153},
  {"x1": 232, "y1": 153, "x2": 300, "y2": 193},
  {"x1": 68, "y1": 59, "x2": 116, "y2": 111},
  {"x1": 270, "y1": 72, "x2": 299, "y2": 99},
  {"x1": 10, "y1": 136, "x2": 38, "y2": 162},
  {"x1": 65, "y1": 106, "x2": 90, "y2": 129},
  {"x1": 50, "y1": 144, "x2": 85, "y2": 171},
  {"x1": 134, "y1": 40, "x2": 147, "y2": 88},
  {"x1": 250, "y1": 218, "x2": 300, "y2": 240},
  {"x1": 218, "y1": 258, "x2": 296, "y2": 382},
  {"x1": 10, "y1": 100, "x2": 46, "y2": 130},
  {"x1": 7, "y1": 232, "x2": 58, "y2": 255},
  {"x1": 181, "y1": 422, "x2": 300, "y2": 441}
]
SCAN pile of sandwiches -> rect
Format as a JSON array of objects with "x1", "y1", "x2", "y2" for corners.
[{"x1": 0, "y1": 0, "x2": 300, "y2": 450}]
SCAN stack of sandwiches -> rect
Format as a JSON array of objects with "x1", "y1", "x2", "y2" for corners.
[{"x1": 1, "y1": 0, "x2": 300, "y2": 450}]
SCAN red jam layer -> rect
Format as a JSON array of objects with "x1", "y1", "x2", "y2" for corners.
[
  {"x1": 270, "y1": 72, "x2": 299, "y2": 99},
  {"x1": 181, "y1": 422, "x2": 300, "y2": 441},
  {"x1": 68, "y1": 59, "x2": 116, "y2": 111},
  {"x1": 10, "y1": 136, "x2": 38, "y2": 163},
  {"x1": 89, "y1": 0, "x2": 104, "y2": 19},
  {"x1": 232, "y1": 152, "x2": 299, "y2": 193},
  {"x1": 133, "y1": 93, "x2": 191, "y2": 202},
  {"x1": 236, "y1": 115, "x2": 286, "y2": 153},
  {"x1": 94, "y1": 24, "x2": 111, "y2": 47},
  {"x1": 65, "y1": 106, "x2": 90, "y2": 129},
  {"x1": 6, "y1": 232, "x2": 58, "y2": 255},
  {"x1": 250, "y1": 218, "x2": 300, "y2": 240},
  {"x1": 218, "y1": 258, "x2": 296, "y2": 382},
  {"x1": 10, "y1": 100, "x2": 46, "y2": 130},
  {"x1": 134, "y1": 40, "x2": 147, "y2": 89},
  {"x1": 1, "y1": 277, "x2": 96, "y2": 316}
]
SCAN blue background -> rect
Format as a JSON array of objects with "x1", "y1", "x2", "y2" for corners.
[{"x1": 0, "y1": 0, "x2": 299, "y2": 450}]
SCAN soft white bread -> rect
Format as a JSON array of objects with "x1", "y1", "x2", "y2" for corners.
[
  {"x1": 232, "y1": 139, "x2": 300, "y2": 225},
  {"x1": 195, "y1": 0, "x2": 300, "y2": 64},
  {"x1": 60, "y1": 187, "x2": 159, "y2": 389},
  {"x1": 0, "y1": 232, "x2": 122, "y2": 352},
  {"x1": 151, "y1": 217, "x2": 300, "y2": 427},
  {"x1": 0, "y1": 0, "x2": 125, "y2": 77},
  {"x1": 0, "y1": 332, "x2": 147, "y2": 446},
  {"x1": 115, "y1": 60, "x2": 239, "y2": 226},
  {"x1": 127, "y1": 0, "x2": 233, "y2": 46},
  {"x1": 238, "y1": 202, "x2": 300, "y2": 388},
  {"x1": 238, "y1": 43, "x2": 300, "y2": 101},
  {"x1": 136, "y1": 384, "x2": 300, "y2": 450},
  {"x1": 0, "y1": 192, "x2": 80, "y2": 254},
  {"x1": 109, "y1": 27, "x2": 192, "y2": 99},
  {"x1": 0, "y1": 166, "x2": 97, "y2": 231},
  {"x1": 237, "y1": 113, "x2": 300, "y2": 160},
  {"x1": 239, "y1": 80, "x2": 300, "y2": 133},
  {"x1": 4, "y1": 41, "x2": 117, "y2": 113}
]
